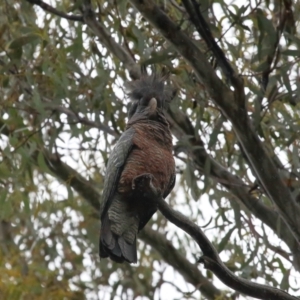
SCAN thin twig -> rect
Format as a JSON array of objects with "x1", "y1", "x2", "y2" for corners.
[
  {"x1": 25, "y1": 0, "x2": 83, "y2": 22},
  {"x1": 181, "y1": 0, "x2": 245, "y2": 107},
  {"x1": 181, "y1": 0, "x2": 234, "y2": 80}
]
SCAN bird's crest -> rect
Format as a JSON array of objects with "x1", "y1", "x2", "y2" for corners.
[{"x1": 126, "y1": 72, "x2": 176, "y2": 119}]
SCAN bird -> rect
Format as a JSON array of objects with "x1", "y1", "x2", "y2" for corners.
[{"x1": 99, "y1": 73, "x2": 176, "y2": 263}]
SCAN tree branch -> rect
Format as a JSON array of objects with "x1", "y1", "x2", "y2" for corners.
[
  {"x1": 156, "y1": 197, "x2": 299, "y2": 300},
  {"x1": 260, "y1": 1, "x2": 292, "y2": 91},
  {"x1": 42, "y1": 152, "x2": 100, "y2": 212},
  {"x1": 181, "y1": 1, "x2": 233, "y2": 79},
  {"x1": 181, "y1": 0, "x2": 245, "y2": 106},
  {"x1": 43, "y1": 100, "x2": 119, "y2": 137},
  {"x1": 25, "y1": 0, "x2": 83, "y2": 22},
  {"x1": 139, "y1": 227, "x2": 233, "y2": 300}
]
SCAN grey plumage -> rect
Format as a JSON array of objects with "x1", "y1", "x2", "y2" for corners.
[{"x1": 99, "y1": 75, "x2": 176, "y2": 263}]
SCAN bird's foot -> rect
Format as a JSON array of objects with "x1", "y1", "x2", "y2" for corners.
[
  {"x1": 132, "y1": 173, "x2": 161, "y2": 198},
  {"x1": 132, "y1": 173, "x2": 154, "y2": 190}
]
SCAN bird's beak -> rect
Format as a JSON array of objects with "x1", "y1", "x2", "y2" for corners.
[{"x1": 148, "y1": 98, "x2": 157, "y2": 113}]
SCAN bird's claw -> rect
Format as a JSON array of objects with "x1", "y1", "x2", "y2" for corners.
[
  {"x1": 132, "y1": 173, "x2": 154, "y2": 190},
  {"x1": 132, "y1": 173, "x2": 162, "y2": 200}
]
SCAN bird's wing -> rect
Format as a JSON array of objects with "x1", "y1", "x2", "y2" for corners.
[{"x1": 100, "y1": 127, "x2": 135, "y2": 219}]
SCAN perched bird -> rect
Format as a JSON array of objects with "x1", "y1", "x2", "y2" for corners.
[{"x1": 99, "y1": 74, "x2": 176, "y2": 263}]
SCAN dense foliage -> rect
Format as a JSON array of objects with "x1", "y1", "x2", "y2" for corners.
[{"x1": 0, "y1": 0, "x2": 299, "y2": 299}]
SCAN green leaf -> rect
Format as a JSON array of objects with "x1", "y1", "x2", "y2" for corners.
[
  {"x1": 281, "y1": 49, "x2": 300, "y2": 56},
  {"x1": 203, "y1": 157, "x2": 211, "y2": 193},
  {"x1": 208, "y1": 117, "x2": 223, "y2": 148},
  {"x1": 282, "y1": 71, "x2": 292, "y2": 93},
  {"x1": 8, "y1": 33, "x2": 41, "y2": 49},
  {"x1": 218, "y1": 226, "x2": 236, "y2": 253},
  {"x1": 23, "y1": 194, "x2": 31, "y2": 214},
  {"x1": 185, "y1": 161, "x2": 201, "y2": 201},
  {"x1": 0, "y1": 188, "x2": 8, "y2": 212},
  {"x1": 280, "y1": 269, "x2": 290, "y2": 290},
  {"x1": 37, "y1": 152, "x2": 51, "y2": 174}
]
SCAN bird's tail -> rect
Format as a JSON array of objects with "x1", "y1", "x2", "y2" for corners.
[{"x1": 99, "y1": 214, "x2": 137, "y2": 263}]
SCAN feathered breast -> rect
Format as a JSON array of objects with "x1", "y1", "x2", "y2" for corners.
[{"x1": 118, "y1": 121, "x2": 174, "y2": 195}]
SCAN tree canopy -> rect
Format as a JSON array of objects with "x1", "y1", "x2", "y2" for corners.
[{"x1": 0, "y1": 0, "x2": 300, "y2": 299}]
